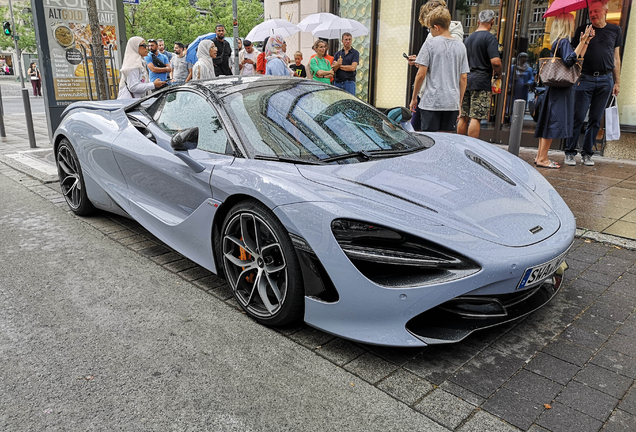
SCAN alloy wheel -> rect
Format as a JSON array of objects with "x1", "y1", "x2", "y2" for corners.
[
  {"x1": 222, "y1": 212, "x2": 289, "y2": 318},
  {"x1": 56, "y1": 144, "x2": 83, "y2": 210}
]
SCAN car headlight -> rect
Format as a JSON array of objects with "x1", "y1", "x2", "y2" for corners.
[{"x1": 331, "y1": 219, "x2": 481, "y2": 288}]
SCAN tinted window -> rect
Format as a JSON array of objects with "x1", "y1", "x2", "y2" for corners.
[
  {"x1": 156, "y1": 90, "x2": 229, "y2": 154},
  {"x1": 223, "y1": 82, "x2": 426, "y2": 162}
]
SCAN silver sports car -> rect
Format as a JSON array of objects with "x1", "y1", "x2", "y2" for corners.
[{"x1": 54, "y1": 76, "x2": 575, "y2": 347}]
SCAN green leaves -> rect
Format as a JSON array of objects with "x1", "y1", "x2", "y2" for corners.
[
  {"x1": 124, "y1": 0, "x2": 264, "y2": 44},
  {"x1": 0, "y1": 2, "x2": 37, "y2": 53}
]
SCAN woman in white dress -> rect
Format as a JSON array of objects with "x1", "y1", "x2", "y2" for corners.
[
  {"x1": 192, "y1": 40, "x2": 217, "y2": 80},
  {"x1": 117, "y1": 36, "x2": 165, "y2": 99}
]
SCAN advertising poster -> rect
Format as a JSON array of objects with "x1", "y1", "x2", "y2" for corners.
[{"x1": 43, "y1": 0, "x2": 121, "y2": 104}]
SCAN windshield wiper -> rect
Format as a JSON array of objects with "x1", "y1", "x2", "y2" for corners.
[
  {"x1": 320, "y1": 150, "x2": 374, "y2": 163},
  {"x1": 254, "y1": 154, "x2": 324, "y2": 165},
  {"x1": 366, "y1": 147, "x2": 424, "y2": 157}
]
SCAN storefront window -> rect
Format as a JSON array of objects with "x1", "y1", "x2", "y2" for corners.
[
  {"x1": 617, "y1": 2, "x2": 635, "y2": 126},
  {"x1": 338, "y1": 0, "x2": 372, "y2": 103},
  {"x1": 373, "y1": 0, "x2": 413, "y2": 108}
]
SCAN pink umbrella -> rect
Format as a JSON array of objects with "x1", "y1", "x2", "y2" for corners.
[{"x1": 543, "y1": 0, "x2": 588, "y2": 18}]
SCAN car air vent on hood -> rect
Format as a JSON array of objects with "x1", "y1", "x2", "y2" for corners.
[{"x1": 464, "y1": 150, "x2": 516, "y2": 186}]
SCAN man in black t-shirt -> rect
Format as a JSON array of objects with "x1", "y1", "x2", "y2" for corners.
[
  {"x1": 457, "y1": 10, "x2": 502, "y2": 138},
  {"x1": 332, "y1": 33, "x2": 360, "y2": 95},
  {"x1": 564, "y1": 0, "x2": 622, "y2": 166},
  {"x1": 213, "y1": 24, "x2": 233, "y2": 76}
]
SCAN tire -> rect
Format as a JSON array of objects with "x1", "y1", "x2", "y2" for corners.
[
  {"x1": 219, "y1": 200, "x2": 304, "y2": 326},
  {"x1": 56, "y1": 139, "x2": 96, "y2": 216}
]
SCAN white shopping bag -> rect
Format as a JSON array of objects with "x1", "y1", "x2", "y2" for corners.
[{"x1": 605, "y1": 95, "x2": 620, "y2": 141}]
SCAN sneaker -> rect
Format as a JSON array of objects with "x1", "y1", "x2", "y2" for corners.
[
  {"x1": 564, "y1": 154, "x2": 576, "y2": 166},
  {"x1": 582, "y1": 154, "x2": 595, "y2": 166}
]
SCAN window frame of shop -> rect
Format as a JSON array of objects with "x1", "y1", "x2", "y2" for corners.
[
  {"x1": 617, "y1": 0, "x2": 634, "y2": 132},
  {"x1": 331, "y1": 0, "x2": 378, "y2": 105}
]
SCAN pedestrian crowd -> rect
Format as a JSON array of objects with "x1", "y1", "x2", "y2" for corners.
[
  {"x1": 405, "y1": 0, "x2": 620, "y2": 169},
  {"x1": 118, "y1": 24, "x2": 361, "y2": 100}
]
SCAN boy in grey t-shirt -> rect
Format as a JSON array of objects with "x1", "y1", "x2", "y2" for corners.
[{"x1": 409, "y1": 7, "x2": 469, "y2": 132}]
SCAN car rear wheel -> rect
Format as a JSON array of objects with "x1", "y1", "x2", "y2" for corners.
[
  {"x1": 56, "y1": 139, "x2": 95, "y2": 216},
  {"x1": 221, "y1": 200, "x2": 303, "y2": 326}
]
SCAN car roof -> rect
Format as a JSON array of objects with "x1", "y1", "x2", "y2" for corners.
[{"x1": 184, "y1": 75, "x2": 330, "y2": 99}]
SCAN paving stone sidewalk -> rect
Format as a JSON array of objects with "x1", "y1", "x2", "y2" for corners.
[{"x1": 2, "y1": 114, "x2": 636, "y2": 431}]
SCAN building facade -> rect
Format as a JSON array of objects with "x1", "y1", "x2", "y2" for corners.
[{"x1": 264, "y1": 0, "x2": 636, "y2": 158}]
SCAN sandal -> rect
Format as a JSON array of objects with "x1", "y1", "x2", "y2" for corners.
[{"x1": 536, "y1": 161, "x2": 560, "y2": 169}]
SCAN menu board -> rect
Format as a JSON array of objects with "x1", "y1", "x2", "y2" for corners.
[{"x1": 43, "y1": 0, "x2": 121, "y2": 105}]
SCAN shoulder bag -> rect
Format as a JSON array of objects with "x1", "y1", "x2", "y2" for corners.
[{"x1": 538, "y1": 39, "x2": 582, "y2": 87}]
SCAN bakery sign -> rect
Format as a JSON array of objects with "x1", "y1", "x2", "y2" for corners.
[{"x1": 43, "y1": 0, "x2": 121, "y2": 103}]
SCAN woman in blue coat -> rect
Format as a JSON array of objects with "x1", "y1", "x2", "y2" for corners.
[{"x1": 534, "y1": 13, "x2": 593, "y2": 169}]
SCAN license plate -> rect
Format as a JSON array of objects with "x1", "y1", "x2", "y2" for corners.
[{"x1": 516, "y1": 249, "x2": 569, "y2": 290}]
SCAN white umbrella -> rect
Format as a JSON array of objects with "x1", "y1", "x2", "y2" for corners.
[
  {"x1": 312, "y1": 17, "x2": 369, "y2": 39},
  {"x1": 245, "y1": 19, "x2": 301, "y2": 42},
  {"x1": 297, "y1": 13, "x2": 339, "y2": 33},
  {"x1": 343, "y1": 19, "x2": 370, "y2": 37}
]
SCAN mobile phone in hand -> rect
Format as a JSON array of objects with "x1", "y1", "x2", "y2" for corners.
[{"x1": 402, "y1": 53, "x2": 409, "y2": 59}]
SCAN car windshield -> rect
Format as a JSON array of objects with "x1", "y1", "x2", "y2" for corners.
[{"x1": 223, "y1": 82, "x2": 429, "y2": 163}]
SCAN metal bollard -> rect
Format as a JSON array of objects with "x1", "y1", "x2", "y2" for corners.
[
  {"x1": 508, "y1": 99, "x2": 526, "y2": 156},
  {"x1": 0, "y1": 85, "x2": 5, "y2": 138},
  {"x1": 21, "y1": 88, "x2": 37, "y2": 148}
]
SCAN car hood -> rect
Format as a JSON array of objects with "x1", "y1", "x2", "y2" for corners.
[{"x1": 298, "y1": 135, "x2": 560, "y2": 247}]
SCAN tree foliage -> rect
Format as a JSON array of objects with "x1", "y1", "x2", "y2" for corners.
[
  {"x1": 0, "y1": 2, "x2": 37, "y2": 53},
  {"x1": 124, "y1": 0, "x2": 264, "y2": 45}
]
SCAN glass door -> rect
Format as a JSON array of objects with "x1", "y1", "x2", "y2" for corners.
[
  {"x1": 452, "y1": 0, "x2": 509, "y2": 143},
  {"x1": 497, "y1": 0, "x2": 615, "y2": 147}
]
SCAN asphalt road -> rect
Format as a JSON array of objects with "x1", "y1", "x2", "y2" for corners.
[
  {"x1": 0, "y1": 172, "x2": 446, "y2": 432},
  {"x1": 1, "y1": 94, "x2": 45, "y2": 116}
]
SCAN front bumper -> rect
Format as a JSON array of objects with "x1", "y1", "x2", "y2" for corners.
[
  {"x1": 274, "y1": 200, "x2": 576, "y2": 347},
  {"x1": 406, "y1": 261, "x2": 568, "y2": 344}
]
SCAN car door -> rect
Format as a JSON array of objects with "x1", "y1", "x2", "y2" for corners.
[{"x1": 112, "y1": 89, "x2": 232, "y2": 227}]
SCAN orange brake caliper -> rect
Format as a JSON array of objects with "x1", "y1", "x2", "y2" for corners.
[{"x1": 239, "y1": 237, "x2": 255, "y2": 283}]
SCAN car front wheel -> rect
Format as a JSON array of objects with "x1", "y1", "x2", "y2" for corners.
[{"x1": 221, "y1": 200, "x2": 303, "y2": 326}]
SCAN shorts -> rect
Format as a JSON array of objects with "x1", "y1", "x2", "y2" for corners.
[
  {"x1": 421, "y1": 110, "x2": 459, "y2": 132},
  {"x1": 461, "y1": 90, "x2": 491, "y2": 120}
]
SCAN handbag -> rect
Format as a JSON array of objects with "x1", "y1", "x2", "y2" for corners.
[
  {"x1": 605, "y1": 95, "x2": 620, "y2": 141},
  {"x1": 151, "y1": 53, "x2": 166, "y2": 68},
  {"x1": 538, "y1": 39, "x2": 582, "y2": 87}
]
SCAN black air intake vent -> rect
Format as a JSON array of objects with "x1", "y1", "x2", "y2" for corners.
[{"x1": 465, "y1": 150, "x2": 516, "y2": 186}]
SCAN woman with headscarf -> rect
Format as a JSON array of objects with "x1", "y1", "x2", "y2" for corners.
[
  {"x1": 117, "y1": 36, "x2": 164, "y2": 99},
  {"x1": 265, "y1": 35, "x2": 293, "y2": 76},
  {"x1": 192, "y1": 39, "x2": 217, "y2": 80}
]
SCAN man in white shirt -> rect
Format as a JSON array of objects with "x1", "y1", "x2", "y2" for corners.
[{"x1": 239, "y1": 40, "x2": 260, "y2": 76}]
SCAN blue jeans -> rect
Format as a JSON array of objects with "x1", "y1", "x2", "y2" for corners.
[
  {"x1": 566, "y1": 74, "x2": 614, "y2": 157},
  {"x1": 335, "y1": 80, "x2": 356, "y2": 95}
]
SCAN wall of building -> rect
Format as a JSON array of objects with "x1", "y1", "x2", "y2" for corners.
[{"x1": 605, "y1": 0, "x2": 636, "y2": 160}]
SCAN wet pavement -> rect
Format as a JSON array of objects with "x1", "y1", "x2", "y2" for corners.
[
  {"x1": 516, "y1": 149, "x2": 636, "y2": 242},
  {"x1": 1, "y1": 112, "x2": 636, "y2": 432}
]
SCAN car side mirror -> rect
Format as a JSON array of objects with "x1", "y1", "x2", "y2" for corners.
[
  {"x1": 170, "y1": 127, "x2": 205, "y2": 173},
  {"x1": 171, "y1": 127, "x2": 199, "y2": 151},
  {"x1": 385, "y1": 107, "x2": 413, "y2": 125}
]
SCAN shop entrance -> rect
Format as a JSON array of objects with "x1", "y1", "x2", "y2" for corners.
[{"x1": 454, "y1": 0, "x2": 625, "y2": 148}]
